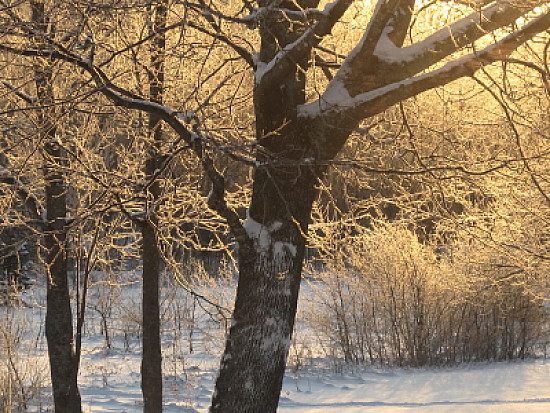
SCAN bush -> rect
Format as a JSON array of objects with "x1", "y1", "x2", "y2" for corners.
[
  {"x1": 303, "y1": 224, "x2": 549, "y2": 367},
  {"x1": 0, "y1": 308, "x2": 46, "y2": 412}
]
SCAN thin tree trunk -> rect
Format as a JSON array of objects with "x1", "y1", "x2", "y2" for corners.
[
  {"x1": 31, "y1": 1, "x2": 82, "y2": 411},
  {"x1": 141, "y1": 223, "x2": 162, "y2": 411},
  {"x1": 43, "y1": 140, "x2": 82, "y2": 413},
  {"x1": 141, "y1": 2, "x2": 167, "y2": 411}
]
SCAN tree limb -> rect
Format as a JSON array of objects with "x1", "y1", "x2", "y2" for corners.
[
  {"x1": 336, "y1": 0, "x2": 547, "y2": 96},
  {"x1": 255, "y1": 0, "x2": 354, "y2": 85},
  {"x1": 300, "y1": 8, "x2": 550, "y2": 123},
  {"x1": 388, "y1": 1, "x2": 548, "y2": 78}
]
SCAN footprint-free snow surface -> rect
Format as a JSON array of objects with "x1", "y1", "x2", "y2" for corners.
[
  {"x1": 78, "y1": 355, "x2": 550, "y2": 412},
  {"x1": 278, "y1": 360, "x2": 550, "y2": 412}
]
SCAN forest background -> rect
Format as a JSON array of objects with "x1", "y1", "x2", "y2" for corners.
[{"x1": 0, "y1": 1, "x2": 549, "y2": 412}]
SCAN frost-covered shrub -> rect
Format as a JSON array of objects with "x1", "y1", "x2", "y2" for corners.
[
  {"x1": 0, "y1": 309, "x2": 46, "y2": 412},
  {"x1": 304, "y1": 224, "x2": 549, "y2": 367}
]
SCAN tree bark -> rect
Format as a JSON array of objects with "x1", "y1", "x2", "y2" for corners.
[
  {"x1": 31, "y1": 1, "x2": 82, "y2": 411},
  {"x1": 211, "y1": 3, "x2": 321, "y2": 411},
  {"x1": 141, "y1": 2, "x2": 167, "y2": 411},
  {"x1": 211, "y1": 164, "x2": 318, "y2": 412},
  {"x1": 141, "y1": 222, "x2": 163, "y2": 412},
  {"x1": 43, "y1": 140, "x2": 82, "y2": 413}
]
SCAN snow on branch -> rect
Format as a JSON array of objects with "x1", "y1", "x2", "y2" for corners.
[
  {"x1": 255, "y1": 0, "x2": 354, "y2": 85},
  {"x1": 373, "y1": 0, "x2": 546, "y2": 72},
  {"x1": 299, "y1": 8, "x2": 550, "y2": 120},
  {"x1": 381, "y1": 0, "x2": 415, "y2": 48},
  {"x1": 323, "y1": 0, "x2": 546, "y2": 102},
  {"x1": 344, "y1": 0, "x2": 404, "y2": 65}
]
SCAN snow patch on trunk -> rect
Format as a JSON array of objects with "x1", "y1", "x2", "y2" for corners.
[
  {"x1": 242, "y1": 210, "x2": 297, "y2": 259},
  {"x1": 260, "y1": 317, "x2": 292, "y2": 353},
  {"x1": 273, "y1": 241, "x2": 297, "y2": 258}
]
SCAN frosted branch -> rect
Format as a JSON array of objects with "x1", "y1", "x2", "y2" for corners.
[
  {"x1": 0, "y1": 39, "x2": 250, "y2": 244},
  {"x1": 0, "y1": 167, "x2": 46, "y2": 224},
  {"x1": 300, "y1": 9, "x2": 550, "y2": 119},
  {"x1": 255, "y1": 0, "x2": 354, "y2": 85}
]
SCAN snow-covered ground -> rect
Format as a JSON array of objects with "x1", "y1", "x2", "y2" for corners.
[
  {"x1": 3, "y1": 277, "x2": 550, "y2": 412},
  {"x1": 279, "y1": 361, "x2": 550, "y2": 413},
  {"x1": 80, "y1": 353, "x2": 550, "y2": 412}
]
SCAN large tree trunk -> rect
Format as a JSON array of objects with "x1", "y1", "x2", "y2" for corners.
[
  {"x1": 211, "y1": 167, "x2": 318, "y2": 412},
  {"x1": 211, "y1": 2, "x2": 321, "y2": 411},
  {"x1": 141, "y1": 2, "x2": 167, "y2": 411},
  {"x1": 31, "y1": 1, "x2": 82, "y2": 411}
]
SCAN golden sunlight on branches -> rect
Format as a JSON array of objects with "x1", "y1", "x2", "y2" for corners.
[{"x1": 0, "y1": 1, "x2": 548, "y2": 412}]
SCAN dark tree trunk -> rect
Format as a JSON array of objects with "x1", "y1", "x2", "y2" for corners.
[
  {"x1": 141, "y1": 222, "x2": 163, "y2": 412},
  {"x1": 31, "y1": 1, "x2": 82, "y2": 411},
  {"x1": 211, "y1": 168, "x2": 318, "y2": 413},
  {"x1": 211, "y1": 2, "x2": 322, "y2": 411},
  {"x1": 43, "y1": 140, "x2": 82, "y2": 413},
  {"x1": 141, "y1": 2, "x2": 167, "y2": 411}
]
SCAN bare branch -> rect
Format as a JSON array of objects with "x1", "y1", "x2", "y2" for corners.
[
  {"x1": 186, "y1": 21, "x2": 255, "y2": 67},
  {"x1": 472, "y1": 73, "x2": 550, "y2": 205},
  {"x1": 501, "y1": 56, "x2": 550, "y2": 93},
  {"x1": 99, "y1": 19, "x2": 190, "y2": 67},
  {"x1": 0, "y1": 167, "x2": 45, "y2": 224},
  {"x1": 0, "y1": 38, "x2": 250, "y2": 244},
  {"x1": 2, "y1": 81, "x2": 37, "y2": 103}
]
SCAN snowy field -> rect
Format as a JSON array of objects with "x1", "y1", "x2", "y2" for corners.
[
  {"x1": 75, "y1": 356, "x2": 550, "y2": 413},
  {"x1": 77, "y1": 352, "x2": 550, "y2": 412},
  {"x1": 3, "y1": 276, "x2": 550, "y2": 413}
]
